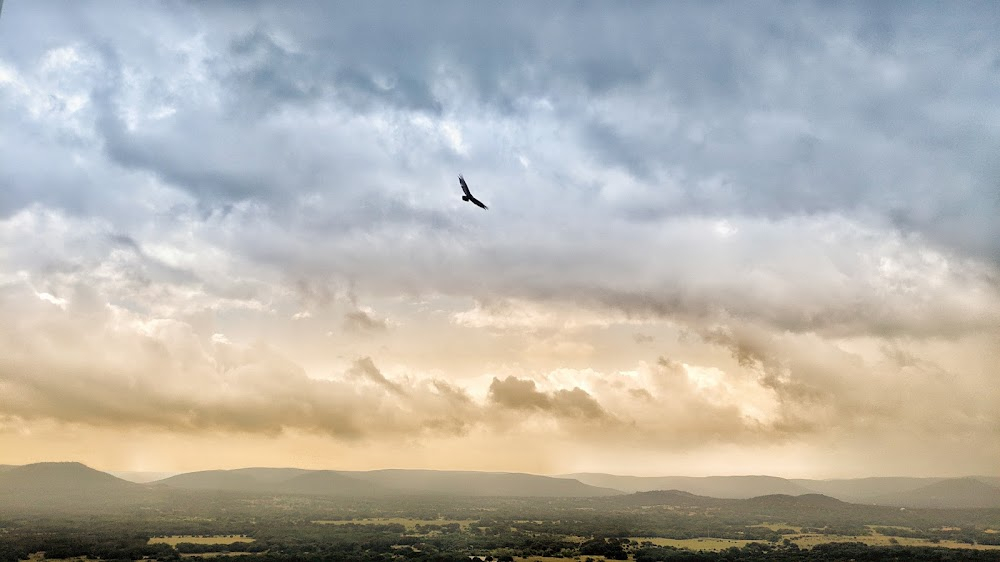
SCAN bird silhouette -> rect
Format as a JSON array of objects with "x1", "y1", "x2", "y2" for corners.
[{"x1": 458, "y1": 175, "x2": 488, "y2": 210}]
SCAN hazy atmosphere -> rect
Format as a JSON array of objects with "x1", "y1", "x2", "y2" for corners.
[{"x1": 2, "y1": 1, "x2": 999, "y2": 479}]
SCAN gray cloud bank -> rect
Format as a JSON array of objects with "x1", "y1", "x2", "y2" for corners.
[
  {"x1": 3, "y1": 1, "x2": 999, "y2": 339},
  {"x1": 4, "y1": 2, "x2": 999, "y2": 250}
]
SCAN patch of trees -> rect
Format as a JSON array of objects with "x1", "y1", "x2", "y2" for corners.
[
  {"x1": 580, "y1": 537, "x2": 629, "y2": 560},
  {"x1": 174, "y1": 541, "x2": 257, "y2": 553}
]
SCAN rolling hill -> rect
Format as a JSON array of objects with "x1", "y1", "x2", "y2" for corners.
[
  {"x1": 609, "y1": 489, "x2": 727, "y2": 508},
  {"x1": 742, "y1": 493, "x2": 848, "y2": 509},
  {"x1": 872, "y1": 477, "x2": 1000, "y2": 509},
  {"x1": 567, "y1": 473, "x2": 1000, "y2": 506},
  {"x1": 0, "y1": 461, "x2": 139, "y2": 493},
  {"x1": 563, "y1": 473, "x2": 816, "y2": 498},
  {"x1": 0, "y1": 462, "x2": 149, "y2": 510},
  {"x1": 346, "y1": 469, "x2": 621, "y2": 497},
  {"x1": 6, "y1": 463, "x2": 1000, "y2": 508},
  {"x1": 976, "y1": 476, "x2": 1000, "y2": 488},
  {"x1": 274, "y1": 470, "x2": 392, "y2": 496},
  {"x1": 148, "y1": 468, "x2": 304, "y2": 495},
  {"x1": 155, "y1": 467, "x2": 362, "y2": 494},
  {"x1": 790, "y1": 477, "x2": 943, "y2": 503},
  {"x1": 155, "y1": 468, "x2": 621, "y2": 497}
]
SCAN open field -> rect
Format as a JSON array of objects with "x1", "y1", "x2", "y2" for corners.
[{"x1": 148, "y1": 535, "x2": 255, "y2": 546}]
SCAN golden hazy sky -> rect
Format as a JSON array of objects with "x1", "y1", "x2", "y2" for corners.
[{"x1": 1, "y1": 2, "x2": 999, "y2": 478}]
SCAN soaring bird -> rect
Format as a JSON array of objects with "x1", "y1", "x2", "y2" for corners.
[{"x1": 458, "y1": 175, "x2": 488, "y2": 210}]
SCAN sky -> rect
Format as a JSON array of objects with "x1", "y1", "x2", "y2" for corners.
[{"x1": 1, "y1": 1, "x2": 999, "y2": 479}]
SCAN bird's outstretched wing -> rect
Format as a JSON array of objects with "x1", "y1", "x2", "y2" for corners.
[
  {"x1": 458, "y1": 175, "x2": 472, "y2": 197},
  {"x1": 468, "y1": 195, "x2": 488, "y2": 210}
]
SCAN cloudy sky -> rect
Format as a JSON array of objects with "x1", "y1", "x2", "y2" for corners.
[{"x1": 1, "y1": 1, "x2": 999, "y2": 479}]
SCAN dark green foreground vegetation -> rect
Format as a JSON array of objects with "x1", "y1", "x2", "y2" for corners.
[{"x1": 3, "y1": 490, "x2": 1000, "y2": 562}]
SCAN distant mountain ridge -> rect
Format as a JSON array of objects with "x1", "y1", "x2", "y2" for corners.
[
  {"x1": 871, "y1": 477, "x2": 1000, "y2": 509},
  {"x1": 157, "y1": 467, "x2": 621, "y2": 498},
  {"x1": 789, "y1": 476, "x2": 944, "y2": 502},
  {"x1": 4, "y1": 463, "x2": 1000, "y2": 508},
  {"x1": 561, "y1": 472, "x2": 1000, "y2": 507},
  {"x1": 0, "y1": 462, "x2": 149, "y2": 511},
  {"x1": 563, "y1": 473, "x2": 815, "y2": 498},
  {"x1": 0, "y1": 461, "x2": 139, "y2": 493},
  {"x1": 351, "y1": 469, "x2": 622, "y2": 497},
  {"x1": 610, "y1": 489, "x2": 848, "y2": 511},
  {"x1": 158, "y1": 468, "x2": 391, "y2": 496}
]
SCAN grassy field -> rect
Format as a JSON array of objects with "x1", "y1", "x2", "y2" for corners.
[
  {"x1": 148, "y1": 535, "x2": 255, "y2": 546},
  {"x1": 867, "y1": 524, "x2": 917, "y2": 533},
  {"x1": 312, "y1": 517, "x2": 476, "y2": 531}
]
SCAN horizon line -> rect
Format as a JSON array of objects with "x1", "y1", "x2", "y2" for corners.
[{"x1": 7, "y1": 460, "x2": 999, "y2": 481}]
